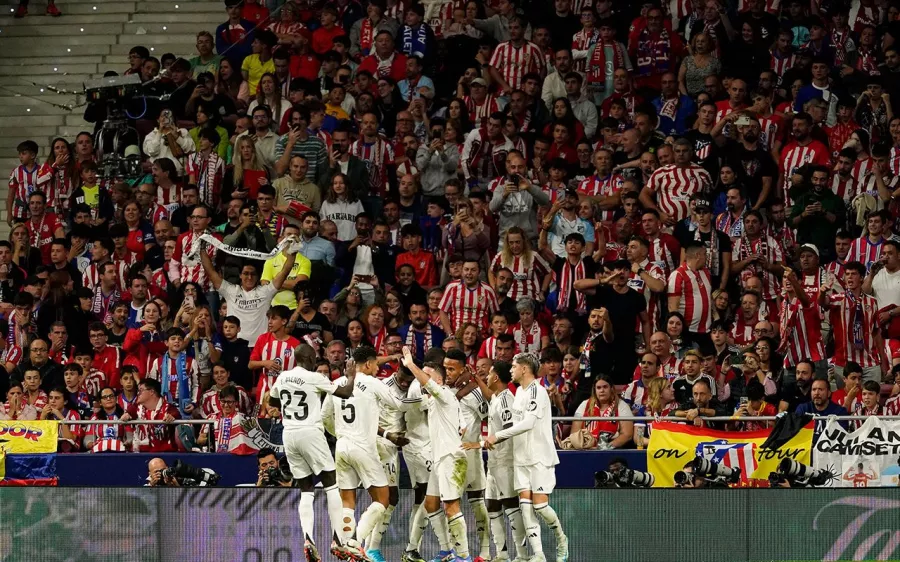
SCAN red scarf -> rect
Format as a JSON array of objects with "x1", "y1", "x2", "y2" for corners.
[
  {"x1": 360, "y1": 18, "x2": 375, "y2": 55},
  {"x1": 583, "y1": 399, "x2": 618, "y2": 439},
  {"x1": 589, "y1": 40, "x2": 627, "y2": 84}
]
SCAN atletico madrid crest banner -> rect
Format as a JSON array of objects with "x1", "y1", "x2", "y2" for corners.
[{"x1": 647, "y1": 421, "x2": 814, "y2": 487}]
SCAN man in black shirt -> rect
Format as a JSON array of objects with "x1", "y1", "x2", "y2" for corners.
[
  {"x1": 723, "y1": 112, "x2": 778, "y2": 209},
  {"x1": 674, "y1": 198, "x2": 732, "y2": 290},
  {"x1": 684, "y1": 101, "x2": 721, "y2": 180},
  {"x1": 779, "y1": 359, "x2": 815, "y2": 413},
  {"x1": 290, "y1": 286, "x2": 334, "y2": 344},
  {"x1": 217, "y1": 315, "x2": 252, "y2": 390},
  {"x1": 577, "y1": 260, "x2": 648, "y2": 385}
]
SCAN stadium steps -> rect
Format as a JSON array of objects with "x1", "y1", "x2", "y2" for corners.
[{"x1": 0, "y1": 0, "x2": 224, "y2": 233}]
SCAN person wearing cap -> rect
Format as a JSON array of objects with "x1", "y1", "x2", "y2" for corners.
[
  {"x1": 675, "y1": 198, "x2": 732, "y2": 291},
  {"x1": 215, "y1": 0, "x2": 257, "y2": 67},
  {"x1": 796, "y1": 242, "x2": 839, "y2": 298},
  {"x1": 538, "y1": 188, "x2": 595, "y2": 259}
]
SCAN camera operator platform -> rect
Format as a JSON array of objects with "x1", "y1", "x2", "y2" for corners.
[{"x1": 83, "y1": 75, "x2": 144, "y2": 183}]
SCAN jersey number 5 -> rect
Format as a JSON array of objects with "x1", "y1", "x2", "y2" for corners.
[
  {"x1": 341, "y1": 400, "x2": 356, "y2": 423},
  {"x1": 279, "y1": 390, "x2": 309, "y2": 421}
]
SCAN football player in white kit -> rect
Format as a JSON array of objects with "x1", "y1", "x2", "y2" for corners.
[
  {"x1": 448, "y1": 352, "x2": 492, "y2": 562},
  {"x1": 483, "y1": 353, "x2": 569, "y2": 562},
  {"x1": 268, "y1": 344, "x2": 362, "y2": 562},
  {"x1": 401, "y1": 346, "x2": 474, "y2": 562},
  {"x1": 366, "y1": 362, "x2": 421, "y2": 562},
  {"x1": 323, "y1": 346, "x2": 409, "y2": 559},
  {"x1": 401, "y1": 348, "x2": 445, "y2": 562},
  {"x1": 463, "y1": 360, "x2": 528, "y2": 562}
]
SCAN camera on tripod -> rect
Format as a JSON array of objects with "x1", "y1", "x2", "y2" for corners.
[
  {"x1": 594, "y1": 466, "x2": 655, "y2": 488},
  {"x1": 83, "y1": 74, "x2": 143, "y2": 180}
]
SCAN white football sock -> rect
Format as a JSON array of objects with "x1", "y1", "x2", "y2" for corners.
[
  {"x1": 367, "y1": 503, "x2": 395, "y2": 550},
  {"x1": 535, "y1": 503, "x2": 565, "y2": 541},
  {"x1": 324, "y1": 485, "x2": 344, "y2": 545},
  {"x1": 427, "y1": 508, "x2": 451, "y2": 551},
  {"x1": 505, "y1": 507, "x2": 527, "y2": 559},
  {"x1": 519, "y1": 499, "x2": 543, "y2": 555},
  {"x1": 298, "y1": 491, "x2": 316, "y2": 541},
  {"x1": 447, "y1": 512, "x2": 470, "y2": 559},
  {"x1": 489, "y1": 510, "x2": 508, "y2": 558},
  {"x1": 341, "y1": 507, "x2": 356, "y2": 541},
  {"x1": 356, "y1": 502, "x2": 386, "y2": 548},
  {"x1": 406, "y1": 503, "x2": 429, "y2": 551},
  {"x1": 469, "y1": 497, "x2": 490, "y2": 558}
]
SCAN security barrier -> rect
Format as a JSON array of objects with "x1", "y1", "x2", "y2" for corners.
[{"x1": 2, "y1": 487, "x2": 900, "y2": 561}]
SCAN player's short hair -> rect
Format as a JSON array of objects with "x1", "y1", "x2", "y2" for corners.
[
  {"x1": 492, "y1": 360, "x2": 512, "y2": 384},
  {"x1": 352, "y1": 345, "x2": 378, "y2": 364}
]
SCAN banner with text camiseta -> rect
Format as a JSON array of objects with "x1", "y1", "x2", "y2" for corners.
[
  {"x1": 0, "y1": 421, "x2": 58, "y2": 454},
  {"x1": 647, "y1": 420, "x2": 814, "y2": 487},
  {"x1": 814, "y1": 416, "x2": 900, "y2": 487}
]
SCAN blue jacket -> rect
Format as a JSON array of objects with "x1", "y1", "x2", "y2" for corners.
[
  {"x1": 652, "y1": 95, "x2": 696, "y2": 136},
  {"x1": 795, "y1": 401, "x2": 848, "y2": 444},
  {"x1": 215, "y1": 19, "x2": 256, "y2": 66}
]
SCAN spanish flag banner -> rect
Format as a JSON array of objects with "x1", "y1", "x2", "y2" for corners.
[
  {"x1": 647, "y1": 420, "x2": 814, "y2": 487},
  {"x1": 0, "y1": 420, "x2": 58, "y2": 454}
]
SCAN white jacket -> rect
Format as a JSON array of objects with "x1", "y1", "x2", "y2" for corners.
[{"x1": 143, "y1": 128, "x2": 196, "y2": 175}]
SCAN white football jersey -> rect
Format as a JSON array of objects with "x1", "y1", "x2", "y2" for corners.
[
  {"x1": 378, "y1": 375, "x2": 420, "y2": 434},
  {"x1": 270, "y1": 367, "x2": 342, "y2": 432},
  {"x1": 460, "y1": 388, "x2": 489, "y2": 442},
  {"x1": 333, "y1": 373, "x2": 402, "y2": 455},
  {"x1": 486, "y1": 388, "x2": 515, "y2": 467},
  {"x1": 497, "y1": 380, "x2": 560, "y2": 467},
  {"x1": 404, "y1": 380, "x2": 431, "y2": 453},
  {"x1": 424, "y1": 379, "x2": 463, "y2": 461}
]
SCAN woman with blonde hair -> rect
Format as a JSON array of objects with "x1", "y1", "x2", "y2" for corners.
[
  {"x1": 228, "y1": 135, "x2": 270, "y2": 199},
  {"x1": 488, "y1": 226, "x2": 550, "y2": 301},
  {"x1": 678, "y1": 32, "x2": 721, "y2": 97},
  {"x1": 567, "y1": 374, "x2": 634, "y2": 449},
  {"x1": 634, "y1": 377, "x2": 676, "y2": 449}
]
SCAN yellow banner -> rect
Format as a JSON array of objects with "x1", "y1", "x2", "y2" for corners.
[
  {"x1": 0, "y1": 449, "x2": 5, "y2": 479},
  {"x1": 0, "y1": 421, "x2": 58, "y2": 454},
  {"x1": 647, "y1": 421, "x2": 814, "y2": 487}
]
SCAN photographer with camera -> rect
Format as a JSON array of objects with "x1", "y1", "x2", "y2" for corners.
[
  {"x1": 255, "y1": 447, "x2": 292, "y2": 488},
  {"x1": 146, "y1": 457, "x2": 180, "y2": 487}
]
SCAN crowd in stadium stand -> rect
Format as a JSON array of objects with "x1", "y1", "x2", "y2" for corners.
[{"x1": 3, "y1": 0, "x2": 900, "y2": 458}]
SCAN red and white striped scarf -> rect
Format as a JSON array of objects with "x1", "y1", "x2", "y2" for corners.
[
  {"x1": 405, "y1": 323, "x2": 433, "y2": 358},
  {"x1": 360, "y1": 18, "x2": 375, "y2": 55},
  {"x1": 557, "y1": 258, "x2": 587, "y2": 314},
  {"x1": 370, "y1": 326, "x2": 387, "y2": 354}
]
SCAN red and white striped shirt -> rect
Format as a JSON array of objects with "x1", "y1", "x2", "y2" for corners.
[
  {"x1": 630, "y1": 354, "x2": 683, "y2": 381},
  {"x1": 831, "y1": 173, "x2": 860, "y2": 206},
  {"x1": 490, "y1": 252, "x2": 550, "y2": 301},
  {"x1": 733, "y1": 235, "x2": 784, "y2": 301},
  {"x1": 648, "y1": 233, "x2": 681, "y2": 281},
  {"x1": 645, "y1": 164, "x2": 712, "y2": 223},
  {"x1": 571, "y1": 28, "x2": 600, "y2": 72},
  {"x1": 23, "y1": 389, "x2": 47, "y2": 411},
  {"x1": 757, "y1": 115, "x2": 782, "y2": 152},
  {"x1": 36, "y1": 163, "x2": 75, "y2": 213},
  {"x1": 825, "y1": 259, "x2": 847, "y2": 283},
  {"x1": 885, "y1": 394, "x2": 900, "y2": 416},
  {"x1": 147, "y1": 354, "x2": 201, "y2": 406},
  {"x1": 132, "y1": 397, "x2": 180, "y2": 452},
  {"x1": 667, "y1": 264, "x2": 713, "y2": 333},
  {"x1": 770, "y1": 51, "x2": 797, "y2": 79},
  {"x1": 477, "y1": 336, "x2": 500, "y2": 359},
  {"x1": 200, "y1": 384, "x2": 252, "y2": 418},
  {"x1": 731, "y1": 310, "x2": 765, "y2": 346},
  {"x1": 827, "y1": 291, "x2": 881, "y2": 368},
  {"x1": 767, "y1": 223, "x2": 797, "y2": 257},
  {"x1": 852, "y1": 156, "x2": 875, "y2": 185},
  {"x1": 488, "y1": 40, "x2": 547, "y2": 91},
  {"x1": 714, "y1": 101, "x2": 748, "y2": 126},
  {"x1": 511, "y1": 321, "x2": 546, "y2": 354},
  {"x1": 464, "y1": 94, "x2": 501, "y2": 130},
  {"x1": 87, "y1": 411, "x2": 132, "y2": 453},
  {"x1": 82, "y1": 259, "x2": 130, "y2": 291},
  {"x1": 626, "y1": 260, "x2": 665, "y2": 328},
  {"x1": 156, "y1": 184, "x2": 182, "y2": 215},
  {"x1": 83, "y1": 369, "x2": 108, "y2": 398},
  {"x1": 577, "y1": 173, "x2": 624, "y2": 223},
  {"x1": 169, "y1": 230, "x2": 218, "y2": 291},
  {"x1": 202, "y1": 412, "x2": 259, "y2": 454},
  {"x1": 439, "y1": 280, "x2": 499, "y2": 335},
  {"x1": 780, "y1": 140, "x2": 830, "y2": 205},
  {"x1": 250, "y1": 333, "x2": 301, "y2": 402},
  {"x1": 8, "y1": 164, "x2": 40, "y2": 222},
  {"x1": 350, "y1": 137, "x2": 394, "y2": 195},
  {"x1": 846, "y1": 236, "x2": 885, "y2": 271},
  {"x1": 1, "y1": 344, "x2": 23, "y2": 368},
  {"x1": 461, "y1": 129, "x2": 514, "y2": 184},
  {"x1": 778, "y1": 299, "x2": 825, "y2": 367},
  {"x1": 186, "y1": 151, "x2": 225, "y2": 209}
]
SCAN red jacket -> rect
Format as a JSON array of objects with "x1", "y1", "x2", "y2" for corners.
[
  {"x1": 93, "y1": 345, "x2": 124, "y2": 390},
  {"x1": 123, "y1": 326, "x2": 168, "y2": 379},
  {"x1": 357, "y1": 52, "x2": 408, "y2": 83}
]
